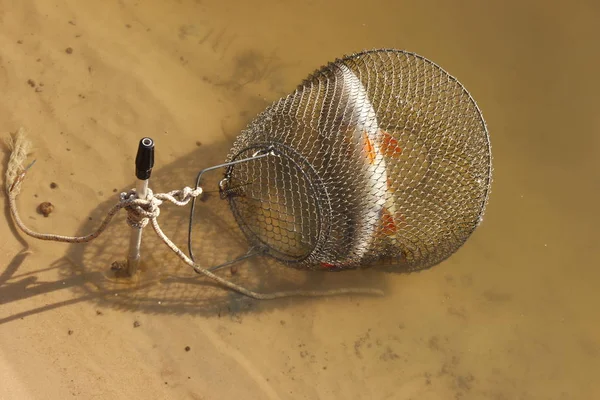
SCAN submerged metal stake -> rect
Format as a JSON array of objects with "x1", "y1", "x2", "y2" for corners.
[{"x1": 126, "y1": 137, "x2": 154, "y2": 276}]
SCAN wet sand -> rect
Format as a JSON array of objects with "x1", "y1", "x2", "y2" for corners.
[{"x1": 1, "y1": 0, "x2": 599, "y2": 399}]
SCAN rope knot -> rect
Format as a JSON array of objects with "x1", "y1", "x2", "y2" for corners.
[
  {"x1": 119, "y1": 186, "x2": 203, "y2": 229},
  {"x1": 121, "y1": 188, "x2": 162, "y2": 229}
]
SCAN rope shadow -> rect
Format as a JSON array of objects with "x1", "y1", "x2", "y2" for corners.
[
  {"x1": 1, "y1": 132, "x2": 388, "y2": 324},
  {"x1": 45, "y1": 139, "x2": 389, "y2": 319}
]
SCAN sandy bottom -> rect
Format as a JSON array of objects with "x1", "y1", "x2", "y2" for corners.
[{"x1": 1, "y1": 1, "x2": 599, "y2": 399}]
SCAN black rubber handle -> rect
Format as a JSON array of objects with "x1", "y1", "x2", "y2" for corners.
[{"x1": 135, "y1": 137, "x2": 154, "y2": 180}]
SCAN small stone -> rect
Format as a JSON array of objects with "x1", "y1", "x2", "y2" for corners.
[
  {"x1": 110, "y1": 261, "x2": 123, "y2": 271},
  {"x1": 195, "y1": 141, "x2": 202, "y2": 147},
  {"x1": 185, "y1": 346, "x2": 191, "y2": 352},
  {"x1": 96, "y1": 310, "x2": 103, "y2": 316},
  {"x1": 65, "y1": 47, "x2": 73, "y2": 54},
  {"x1": 133, "y1": 321, "x2": 140, "y2": 328},
  {"x1": 37, "y1": 202, "x2": 54, "y2": 217},
  {"x1": 68, "y1": 329, "x2": 74, "y2": 335},
  {"x1": 27, "y1": 79, "x2": 36, "y2": 87},
  {"x1": 50, "y1": 182, "x2": 58, "y2": 189}
]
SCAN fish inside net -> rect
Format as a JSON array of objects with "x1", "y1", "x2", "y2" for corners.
[{"x1": 211, "y1": 49, "x2": 491, "y2": 272}]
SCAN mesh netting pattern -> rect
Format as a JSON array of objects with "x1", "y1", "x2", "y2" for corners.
[{"x1": 222, "y1": 49, "x2": 492, "y2": 272}]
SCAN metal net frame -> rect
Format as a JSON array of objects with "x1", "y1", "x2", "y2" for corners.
[{"x1": 215, "y1": 49, "x2": 491, "y2": 272}]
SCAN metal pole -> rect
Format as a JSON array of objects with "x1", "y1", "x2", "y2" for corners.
[{"x1": 126, "y1": 137, "x2": 154, "y2": 276}]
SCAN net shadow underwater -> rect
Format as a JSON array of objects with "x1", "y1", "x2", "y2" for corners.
[{"x1": 51, "y1": 140, "x2": 390, "y2": 318}]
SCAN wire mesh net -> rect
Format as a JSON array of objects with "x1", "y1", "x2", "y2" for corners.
[{"x1": 221, "y1": 49, "x2": 492, "y2": 272}]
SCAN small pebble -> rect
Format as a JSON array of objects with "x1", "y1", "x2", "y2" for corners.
[
  {"x1": 133, "y1": 321, "x2": 140, "y2": 328},
  {"x1": 50, "y1": 182, "x2": 58, "y2": 189},
  {"x1": 37, "y1": 202, "x2": 54, "y2": 217},
  {"x1": 68, "y1": 330, "x2": 74, "y2": 335},
  {"x1": 185, "y1": 346, "x2": 191, "y2": 352},
  {"x1": 110, "y1": 261, "x2": 123, "y2": 271},
  {"x1": 96, "y1": 310, "x2": 103, "y2": 316},
  {"x1": 65, "y1": 47, "x2": 73, "y2": 54},
  {"x1": 27, "y1": 79, "x2": 36, "y2": 87},
  {"x1": 195, "y1": 141, "x2": 202, "y2": 147}
]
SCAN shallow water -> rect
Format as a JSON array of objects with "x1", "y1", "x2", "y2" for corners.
[{"x1": 1, "y1": 0, "x2": 599, "y2": 399}]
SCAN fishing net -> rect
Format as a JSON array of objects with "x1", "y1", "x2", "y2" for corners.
[{"x1": 219, "y1": 49, "x2": 492, "y2": 272}]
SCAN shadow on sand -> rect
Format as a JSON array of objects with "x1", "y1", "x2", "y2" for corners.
[{"x1": 1, "y1": 139, "x2": 393, "y2": 324}]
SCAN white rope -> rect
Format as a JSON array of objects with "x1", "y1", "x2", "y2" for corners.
[
  {"x1": 7, "y1": 177, "x2": 383, "y2": 299},
  {"x1": 4, "y1": 132, "x2": 383, "y2": 300},
  {"x1": 121, "y1": 187, "x2": 203, "y2": 229}
]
